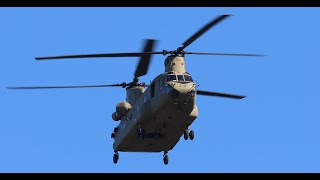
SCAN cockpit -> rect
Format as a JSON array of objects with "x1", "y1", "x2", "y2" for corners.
[{"x1": 166, "y1": 72, "x2": 193, "y2": 82}]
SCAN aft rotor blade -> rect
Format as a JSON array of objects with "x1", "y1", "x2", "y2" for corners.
[
  {"x1": 185, "y1": 52, "x2": 265, "y2": 57},
  {"x1": 134, "y1": 39, "x2": 157, "y2": 78},
  {"x1": 35, "y1": 52, "x2": 163, "y2": 60},
  {"x1": 179, "y1": 15, "x2": 231, "y2": 50},
  {"x1": 7, "y1": 84, "x2": 123, "y2": 90},
  {"x1": 197, "y1": 90, "x2": 245, "y2": 99}
]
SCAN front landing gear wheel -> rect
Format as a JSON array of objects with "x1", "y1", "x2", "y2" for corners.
[
  {"x1": 113, "y1": 153, "x2": 119, "y2": 164},
  {"x1": 163, "y1": 154, "x2": 169, "y2": 165},
  {"x1": 189, "y1": 130, "x2": 194, "y2": 140},
  {"x1": 136, "y1": 128, "x2": 146, "y2": 139}
]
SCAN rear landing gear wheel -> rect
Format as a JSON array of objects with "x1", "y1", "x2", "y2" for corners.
[
  {"x1": 189, "y1": 130, "x2": 194, "y2": 140},
  {"x1": 184, "y1": 130, "x2": 189, "y2": 140},
  {"x1": 113, "y1": 153, "x2": 119, "y2": 164},
  {"x1": 163, "y1": 154, "x2": 169, "y2": 165}
]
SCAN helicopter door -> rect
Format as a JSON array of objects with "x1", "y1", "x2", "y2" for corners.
[{"x1": 150, "y1": 83, "x2": 155, "y2": 98}]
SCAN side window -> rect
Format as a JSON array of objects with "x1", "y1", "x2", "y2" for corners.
[
  {"x1": 184, "y1": 75, "x2": 193, "y2": 82},
  {"x1": 150, "y1": 83, "x2": 155, "y2": 98}
]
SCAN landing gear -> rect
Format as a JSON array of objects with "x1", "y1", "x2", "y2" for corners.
[
  {"x1": 189, "y1": 130, "x2": 194, "y2": 140},
  {"x1": 184, "y1": 130, "x2": 189, "y2": 140},
  {"x1": 163, "y1": 151, "x2": 169, "y2": 165},
  {"x1": 111, "y1": 127, "x2": 118, "y2": 139},
  {"x1": 183, "y1": 129, "x2": 194, "y2": 140},
  {"x1": 137, "y1": 126, "x2": 146, "y2": 139},
  {"x1": 113, "y1": 152, "x2": 119, "y2": 164}
]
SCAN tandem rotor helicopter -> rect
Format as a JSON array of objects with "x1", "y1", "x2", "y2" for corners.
[{"x1": 8, "y1": 15, "x2": 264, "y2": 165}]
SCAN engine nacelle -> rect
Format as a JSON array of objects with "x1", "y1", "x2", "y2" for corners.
[
  {"x1": 112, "y1": 112, "x2": 121, "y2": 121},
  {"x1": 111, "y1": 101, "x2": 132, "y2": 121}
]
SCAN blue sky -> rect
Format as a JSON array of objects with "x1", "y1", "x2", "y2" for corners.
[{"x1": 1, "y1": 8, "x2": 320, "y2": 172}]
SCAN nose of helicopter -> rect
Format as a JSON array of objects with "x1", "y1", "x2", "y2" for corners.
[{"x1": 168, "y1": 82, "x2": 196, "y2": 99}]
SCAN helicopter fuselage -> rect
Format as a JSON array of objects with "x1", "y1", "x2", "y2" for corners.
[
  {"x1": 113, "y1": 73, "x2": 198, "y2": 152},
  {"x1": 112, "y1": 55, "x2": 199, "y2": 152}
]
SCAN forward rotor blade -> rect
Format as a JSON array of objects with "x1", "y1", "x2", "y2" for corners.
[
  {"x1": 197, "y1": 90, "x2": 245, "y2": 99},
  {"x1": 185, "y1": 52, "x2": 265, "y2": 57},
  {"x1": 179, "y1": 14, "x2": 231, "y2": 50},
  {"x1": 134, "y1": 39, "x2": 157, "y2": 78},
  {"x1": 35, "y1": 52, "x2": 163, "y2": 60},
  {"x1": 7, "y1": 84, "x2": 123, "y2": 90}
]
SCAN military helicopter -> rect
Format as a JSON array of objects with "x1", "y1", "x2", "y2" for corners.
[{"x1": 7, "y1": 14, "x2": 263, "y2": 165}]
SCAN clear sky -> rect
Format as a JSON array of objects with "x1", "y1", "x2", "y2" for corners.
[{"x1": 1, "y1": 8, "x2": 320, "y2": 173}]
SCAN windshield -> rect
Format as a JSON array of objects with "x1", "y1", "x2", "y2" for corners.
[
  {"x1": 184, "y1": 75, "x2": 193, "y2": 82},
  {"x1": 166, "y1": 75, "x2": 177, "y2": 82},
  {"x1": 166, "y1": 74, "x2": 193, "y2": 82},
  {"x1": 177, "y1": 75, "x2": 184, "y2": 81}
]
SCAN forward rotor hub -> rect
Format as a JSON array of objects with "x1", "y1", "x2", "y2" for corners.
[{"x1": 162, "y1": 49, "x2": 185, "y2": 56}]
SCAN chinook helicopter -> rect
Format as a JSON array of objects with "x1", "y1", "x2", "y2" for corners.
[{"x1": 7, "y1": 14, "x2": 263, "y2": 165}]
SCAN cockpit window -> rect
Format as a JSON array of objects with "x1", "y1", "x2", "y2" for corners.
[
  {"x1": 166, "y1": 75, "x2": 177, "y2": 82},
  {"x1": 166, "y1": 74, "x2": 193, "y2": 82},
  {"x1": 184, "y1": 75, "x2": 193, "y2": 82},
  {"x1": 177, "y1": 75, "x2": 184, "y2": 81}
]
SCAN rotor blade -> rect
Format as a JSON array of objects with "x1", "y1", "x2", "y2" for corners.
[
  {"x1": 185, "y1": 52, "x2": 265, "y2": 57},
  {"x1": 35, "y1": 52, "x2": 163, "y2": 60},
  {"x1": 197, "y1": 90, "x2": 245, "y2": 99},
  {"x1": 179, "y1": 14, "x2": 231, "y2": 50},
  {"x1": 7, "y1": 84, "x2": 123, "y2": 90},
  {"x1": 134, "y1": 39, "x2": 157, "y2": 78}
]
